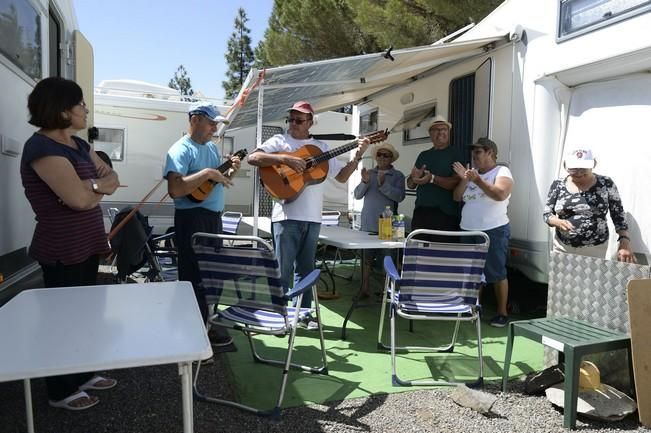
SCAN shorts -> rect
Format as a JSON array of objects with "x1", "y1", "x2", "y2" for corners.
[{"x1": 483, "y1": 223, "x2": 510, "y2": 283}]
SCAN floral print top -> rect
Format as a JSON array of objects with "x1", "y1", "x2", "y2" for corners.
[{"x1": 543, "y1": 174, "x2": 628, "y2": 248}]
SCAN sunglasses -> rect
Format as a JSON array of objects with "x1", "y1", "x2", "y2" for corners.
[
  {"x1": 376, "y1": 152, "x2": 392, "y2": 158},
  {"x1": 286, "y1": 117, "x2": 309, "y2": 125}
]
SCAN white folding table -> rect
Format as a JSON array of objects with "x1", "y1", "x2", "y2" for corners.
[
  {"x1": 318, "y1": 226, "x2": 403, "y2": 339},
  {"x1": 0, "y1": 281, "x2": 212, "y2": 433}
]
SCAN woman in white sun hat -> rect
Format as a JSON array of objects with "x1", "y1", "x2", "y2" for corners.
[{"x1": 543, "y1": 147, "x2": 636, "y2": 263}]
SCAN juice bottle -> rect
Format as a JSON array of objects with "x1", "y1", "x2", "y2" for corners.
[
  {"x1": 379, "y1": 205, "x2": 393, "y2": 240},
  {"x1": 392, "y1": 214, "x2": 405, "y2": 241}
]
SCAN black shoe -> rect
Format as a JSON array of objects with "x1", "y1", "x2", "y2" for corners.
[
  {"x1": 297, "y1": 313, "x2": 319, "y2": 330},
  {"x1": 208, "y1": 329, "x2": 234, "y2": 347},
  {"x1": 490, "y1": 315, "x2": 508, "y2": 328}
]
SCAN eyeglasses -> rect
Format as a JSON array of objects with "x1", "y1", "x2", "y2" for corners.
[
  {"x1": 376, "y1": 152, "x2": 392, "y2": 158},
  {"x1": 77, "y1": 101, "x2": 87, "y2": 109},
  {"x1": 286, "y1": 117, "x2": 309, "y2": 125}
]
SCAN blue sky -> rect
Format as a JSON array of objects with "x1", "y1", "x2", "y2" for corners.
[{"x1": 74, "y1": 0, "x2": 274, "y2": 100}]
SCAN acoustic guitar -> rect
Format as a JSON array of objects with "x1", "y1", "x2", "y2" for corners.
[
  {"x1": 187, "y1": 148, "x2": 248, "y2": 203},
  {"x1": 259, "y1": 130, "x2": 388, "y2": 203}
]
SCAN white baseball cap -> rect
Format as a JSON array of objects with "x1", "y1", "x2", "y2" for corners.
[{"x1": 565, "y1": 147, "x2": 595, "y2": 169}]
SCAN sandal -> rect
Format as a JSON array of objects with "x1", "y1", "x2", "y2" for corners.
[
  {"x1": 49, "y1": 391, "x2": 99, "y2": 411},
  {"x1": 79, "y1": 375, "x2": 117, "y2": 391}
]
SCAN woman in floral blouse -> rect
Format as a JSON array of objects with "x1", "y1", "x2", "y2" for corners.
[{"x1": 543, "y1": 147, "x2": 636, "y2": 263}]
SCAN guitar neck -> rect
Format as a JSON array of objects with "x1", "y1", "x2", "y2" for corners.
[
  {"x1": 306, "y1": 130, "x2": 387, "y2": 167},
  {"x1": 309, "y1": 141, "x2": 359, "y2": 166}
]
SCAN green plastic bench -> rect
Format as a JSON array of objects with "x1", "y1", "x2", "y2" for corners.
[{"x1": 502, "y1": 317, "x2": 633, "y2": 429}]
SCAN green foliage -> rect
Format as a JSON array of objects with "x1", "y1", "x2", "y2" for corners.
[
  {"x1": 223, "y1": 8, "x2": 255, "y2": 100},
  {"x1": 255, "y1": 0, "x2": 502, "y2": 68},
  {"x1": 254, "y1": 0, "x2": 379, "y2": 68},
  {"x1": 168, "y1": 65, "x2": 194, "y2": 99}
]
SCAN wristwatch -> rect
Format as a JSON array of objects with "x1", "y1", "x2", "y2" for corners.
[
  {"x1": 429, "y1": 174, "x2": 436, "y2": 184},
  {"x1": 90, "y1": 179, "x2": 100, "y2": 192}
]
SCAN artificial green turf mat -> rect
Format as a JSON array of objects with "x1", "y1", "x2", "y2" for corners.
[{"x1": 222, "y1": 267, "x2": 545, "y2": 411}]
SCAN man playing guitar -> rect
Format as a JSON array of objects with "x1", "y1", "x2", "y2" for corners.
[
  {"x1": 248, "y1": 101, "x2": 369, "y2": 328},
  {"x1": 164, "y1": 103, "x2": 241, "y2": 349}
]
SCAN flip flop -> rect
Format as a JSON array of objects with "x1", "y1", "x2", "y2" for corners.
[
  {"x1": 49, "y1": 391, "x2": 99, "y2": 411},
  {"x1": 79, "y1": 375, "x2": 117, "y2": 391}
]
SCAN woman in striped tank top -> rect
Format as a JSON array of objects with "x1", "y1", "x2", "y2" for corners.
[{"x1": 21, "y1": 77, "x2": 120, "y2": 411}]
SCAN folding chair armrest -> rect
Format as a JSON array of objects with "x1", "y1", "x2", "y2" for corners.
[
  {"x1": 383, "y1": 256, "x2": 400, "y2": 282},
  {"x1": 286, "y1": 269, "x2": 321, "y2": 299},
  {"x1": 152, "y1": 232, "x2": 175, "y2": 243}
]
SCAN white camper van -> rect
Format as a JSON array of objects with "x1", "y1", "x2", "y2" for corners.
[
  {"x1": 232, "y1": 0, "x2": 651, "y2": 285},
  {"x1": 352, "y1": 0, "x2": 651, "y2": 283},
  {"x1": 94, "y1": 80, "x2": 355, "y2": 234},
  {"x1": 0, "y1": 0, "x2": 93, "y2": 288}
]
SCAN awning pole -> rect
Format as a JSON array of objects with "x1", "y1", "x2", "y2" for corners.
[{"x1": 252, "y1": 80, "x2": 265, "y2": 236}]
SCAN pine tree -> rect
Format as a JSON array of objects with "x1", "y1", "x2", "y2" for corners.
[
  {"x1": 223, "y1": 8, "x2": 255, "y2": 100},
  {"x1": 168, "y1": 65, "x2": 195, "y2": 100},
  {"x1": 256, "y1": 0, "x2": 502, "y2": 68}
]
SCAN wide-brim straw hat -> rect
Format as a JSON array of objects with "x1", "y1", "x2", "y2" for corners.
[
  {"x1": 545, "y1": 361, "x2": 636, "y2": 421},
  {"x1": 372, "y1": 142, "x2": 399, "y2": 162}
]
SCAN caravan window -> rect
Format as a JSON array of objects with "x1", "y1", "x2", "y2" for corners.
[
  {"x1": 360, "y1": 109, "x2": 378, "y2": 135},
  {"x1": 558, "y1": 0, "x2": 651, "y2": 41},
  {"x1": 0, "y1": 0, "x2": 42, "y2": 80},
  {"x1": 212, "y1": 135, "x2": 234, "y2": 157},
  {"x1": 94, "y1": 127, "x2": 125, "y2": 161},
  {"x1": 402, "y1": 104, "x2": 437, "y2": 146}
]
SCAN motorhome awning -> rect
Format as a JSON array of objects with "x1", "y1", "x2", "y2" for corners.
[
  {"x1": 539, "y1": 45, "x2": 651, "y2": 87},
  {"x1": 227, "y1": 33, "x2": 508, "y2": 129}
]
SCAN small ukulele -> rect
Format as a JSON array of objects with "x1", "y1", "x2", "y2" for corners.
[
  {"x1": 187, "y1": 148, "x2": 248, "y2": 203},
  {"x1": 259, "y1": 130, "x2": 388, "y2": 203}
]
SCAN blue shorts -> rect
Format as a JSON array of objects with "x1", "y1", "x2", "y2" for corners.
[{"x1": 483, "y1": 223, "x2": 510, "y2": 283}]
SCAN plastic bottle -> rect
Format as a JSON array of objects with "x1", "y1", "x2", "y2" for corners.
[
  {"x1": 379, "y1": 205, "x2": 393, "y2": 240},
  {"x1": 392, "y1": 214, "x2": 405, "y2": 241}
]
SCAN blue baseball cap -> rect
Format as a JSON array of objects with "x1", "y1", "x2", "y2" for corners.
[{"x1": 188, "y1": 103, "x2": 229, "y2": 124}]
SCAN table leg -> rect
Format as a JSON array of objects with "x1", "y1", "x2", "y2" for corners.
[
  {"x1": 179, "y1": 362, "x2": 194, "y2": 433},
  {"x1": 502, "y1": 323, "x2": 515, "y2": 392},
  {"x1": 341, "y1": 250, "x2": 366, "y2": 340},
  {"x1": 24, "y1": 378, "x2": 35, "y2": 433},
  {"x1": 563, "y1": 350, "x2": 579, "y2": 429}
]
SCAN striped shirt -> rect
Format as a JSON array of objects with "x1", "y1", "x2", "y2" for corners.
[{"x1": 21, "y1": 133, "x2": 110, "y2": 265}]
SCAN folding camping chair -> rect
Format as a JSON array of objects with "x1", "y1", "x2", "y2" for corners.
[
  {"x1": 191, "y1": 233, "x2": 328, "y2": 417},
  {"x1": 109, "y1": 207, "x2": 168, "y2": 283},
  {"x1": 221, "y1": 211, "x2": 243, "y2": 235},
  {"x1": 377, "y1": 229, "x2": 489, "y2": 387}
]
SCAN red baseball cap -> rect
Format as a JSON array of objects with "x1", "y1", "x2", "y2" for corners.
[{"x1": 287, "y1": 101, "x2": 314, "y2": 114}]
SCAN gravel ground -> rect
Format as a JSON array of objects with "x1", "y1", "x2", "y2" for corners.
[{"x1": 1, "y1": 352, "x2": 647, "y2": 433}]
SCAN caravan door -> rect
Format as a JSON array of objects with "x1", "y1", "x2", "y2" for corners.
[
  {"x1": 472, "y1": 58, "x2": 492, "y2": 141},
  {"x1": 563, "y1": 73, "x2": 651, "y2": 263}
]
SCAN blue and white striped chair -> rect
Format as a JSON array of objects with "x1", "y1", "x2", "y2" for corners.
[
  {"x1": 191, "y1": 233, "x2": 328, "y2": 417},
  {"x1": 377, "y1": 229, "x2": 489, "y2": 387},
  {"x1": 221, "y1": 211, "x2": 242, "y2": 235}
]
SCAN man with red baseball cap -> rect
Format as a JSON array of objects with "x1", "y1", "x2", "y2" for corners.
[{"x1": 248, "y1": 101, "x2": 370, "y2": 329}]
